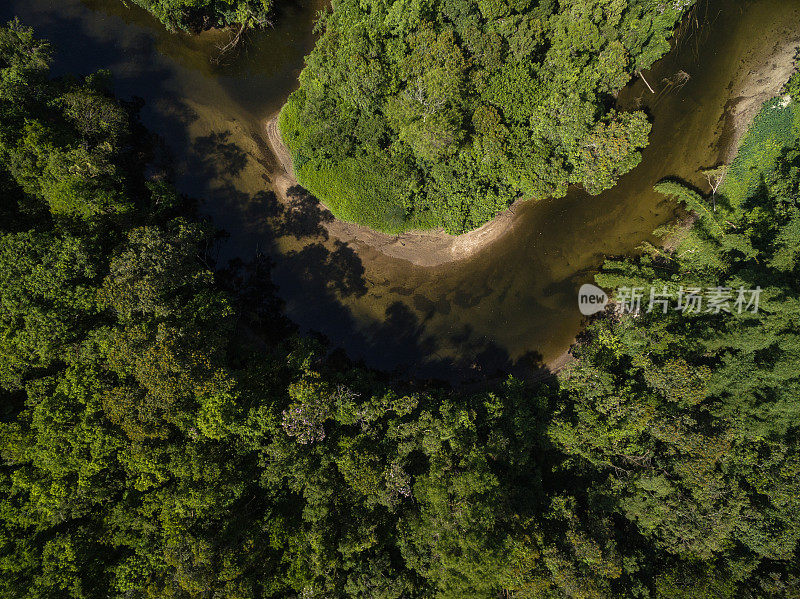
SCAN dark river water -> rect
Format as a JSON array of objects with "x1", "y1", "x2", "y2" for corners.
[{"x1": 2, "y1": 0, "x2": 799, "y2": 380}]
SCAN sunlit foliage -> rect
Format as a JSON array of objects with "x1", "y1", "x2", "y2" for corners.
[{"x1": 281, "y1": 0, "x2": 695, "y2": 233}]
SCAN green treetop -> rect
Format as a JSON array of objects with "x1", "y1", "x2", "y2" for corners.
[{"x1": 280, "y1": 0, "x2": 696, "y2": 234}]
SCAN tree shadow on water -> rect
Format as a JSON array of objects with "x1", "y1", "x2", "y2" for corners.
[
  {"x1": 339, "y1": 303, "x2": 560, "y2": 385},
  {"x1": 174, "y1": 141, "x2": 560, "y2": 386},
  {"x1": 282, "y1": 240, "x2": 367, "y2": 299},
  {"x1": 278, "y1": 185, "x2": 333, "y2": 240},
  {"x1": 256, "y1": 237, "x2": 564, "y2": 385},
  {"x1": 203, "y1": 174, "x2": 560, "y2": 386},
  {"x1": 193, "y1": 131, "x2": 250, "y2": 179}
]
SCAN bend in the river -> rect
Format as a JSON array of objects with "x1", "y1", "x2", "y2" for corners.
[{"x1": 3, "y1": 0, "x2": 800, "y2": 380}]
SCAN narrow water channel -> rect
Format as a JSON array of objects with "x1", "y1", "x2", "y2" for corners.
[{"x1": 2, "y1": 0, "x2": 799, "y2": 380}]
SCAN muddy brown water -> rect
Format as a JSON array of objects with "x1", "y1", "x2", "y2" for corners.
[{"x1": 2, "y1": 0, "x2": 799, "y2": 380}]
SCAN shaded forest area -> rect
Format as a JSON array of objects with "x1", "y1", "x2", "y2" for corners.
[{"x1": 1, "y1": 18, "x2": 800, "y2": 599}]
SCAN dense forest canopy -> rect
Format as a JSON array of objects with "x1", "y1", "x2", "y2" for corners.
[
  {"x1": 280, "y1": 0, "x2": 697, "y2": 234},
  {"x1": 127, "y1": 0, "x2": 274, "y2": 31},
  {"x1": 1, "y1": 18, "x2": 800, "y2": 599}
]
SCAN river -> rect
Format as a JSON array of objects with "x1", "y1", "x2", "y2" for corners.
[{"x1": 2, "y1": 0, "x2": 799, "y2": 380}]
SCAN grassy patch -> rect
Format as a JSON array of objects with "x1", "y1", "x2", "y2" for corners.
[
  {"x1": 295, "y1": 157, "x2": 408, "y2": 233},
  {"x1": 721, "y1": 97, "x2": 800, "y2": 205},
  {"x1": 279, "y1": 98, "x2": 409, "y2": 234}
]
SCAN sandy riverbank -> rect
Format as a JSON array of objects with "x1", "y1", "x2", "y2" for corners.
[
  {"x1": 716, "y1": 42, "x2": 800, "y2": 165},
  {"x1": 264, "y1": 31, "x2": 800, "y2": 271},
  {"x1": 265, "y1": 114, "x2": 522, "y2": 268}
]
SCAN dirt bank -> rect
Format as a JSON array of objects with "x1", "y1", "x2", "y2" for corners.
[
  {"x1": 715, "y1": 39, "x2": 800, "y2": 164},
  {"x1": 264, "y1": 114, "x2": 522, "y2": 268},
  {"x1": 660, "y1": 37, "x2": 799, "y2": 253}
]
